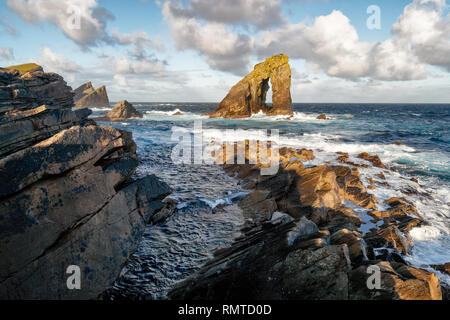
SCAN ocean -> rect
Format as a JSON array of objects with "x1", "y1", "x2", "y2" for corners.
[{"x1": 92, "y1": 103, "x2": 450, "y2": 299}]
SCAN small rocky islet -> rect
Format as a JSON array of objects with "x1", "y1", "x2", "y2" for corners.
[{"x1": 0, "y1": 58, "x2": 448, "y2": 300}]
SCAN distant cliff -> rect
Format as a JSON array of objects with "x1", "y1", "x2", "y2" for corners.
[
  {"x1": 210, "y1": 54, "x2": 293, "y2": 118},
  {"x1": 0, "y1": 65, "x2": 171, "y2": 299},
  {"x1": 74, "y1": 81, "x2": 110, "y2": 109}
]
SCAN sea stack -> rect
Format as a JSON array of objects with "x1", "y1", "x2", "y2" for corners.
[
  {"x1": 106, "y1": 100, "x2": 143, "y2": 121},
  {"x1": 210, "y1": 54, "x2": 293, "y2": 118},
  {"x1": 74, "y1": 81, "x2": 110, "y2": 109}
]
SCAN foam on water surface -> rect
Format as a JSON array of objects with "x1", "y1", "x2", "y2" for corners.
[{"x1": 105, "y1": 103, "x2": 450, "y2": 294}]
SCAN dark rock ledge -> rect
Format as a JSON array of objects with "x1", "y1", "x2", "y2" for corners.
[
  {"x1": 170, "y1": 143, "x2": 443, "y2": 300},
  {"x1": 0, "y1": 66, "x2": 171, "y2": 299}
]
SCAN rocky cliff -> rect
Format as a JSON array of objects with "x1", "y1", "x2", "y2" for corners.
[
  {"x1": 0, "y1": 65, "x2": 171, "y2": 299},
  {"x1": 210, "y1": 54, "x2": 293, "y2": 118},
  {"x1": 74, "y1": 81, "x2": 110, "y2": 109}
]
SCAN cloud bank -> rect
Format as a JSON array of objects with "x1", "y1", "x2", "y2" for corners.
[{"x1": 163, "y1": 0, "x2": 450, "y2": 80}]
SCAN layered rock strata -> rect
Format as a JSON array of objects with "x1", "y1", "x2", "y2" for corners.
[
  {"x1": 74, "y1": 81, "x2": 110, "y2": 109},
  {"x1": 0, "y1": 66, "x2": 170, "y2": 299}
]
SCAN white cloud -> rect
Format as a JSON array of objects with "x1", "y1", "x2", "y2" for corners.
[
  {"x1": 112, "y1": 30, "x2": 165, "y2": 60},
  {"x1": 105, "y1": 55, "x2": 166, "y2": 75},
  {"x1": 257, "y1": 10, "x2": 428, "y2": 81},
  {"x1": 258, "y1": 0, "x2": 450, "y2": 80},
  {"x1": 163, "y1": 1, "x2": 255, "y2": 75},
  {"x1": 392, "y1": 0, "x2": 450, "y2": 71},
  {"x1": 38, "y1": 47, "x2": 81, "y2": 74},
  {"x1": 172, "y1": 0, "x2": 286, "y2": 30},
  {"x1": 0, "y1": 47, "x2": 15, "y2": 61},
  {"x1": 7, "y1": 0, "x2": 114, "y2": 48},
  {"x1": 113, "y1": 74, "x2": 128, "y2": 87}
]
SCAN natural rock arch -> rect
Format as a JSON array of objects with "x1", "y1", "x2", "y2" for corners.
[{"x1": 210, "y1": 54, "x2": 293, "y2": 118}]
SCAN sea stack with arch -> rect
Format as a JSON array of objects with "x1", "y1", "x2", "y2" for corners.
[{"x1": 210, "y1": 54, "x2": 293, "y2": 118}]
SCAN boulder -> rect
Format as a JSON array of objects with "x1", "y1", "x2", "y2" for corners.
[
  {"x1": 279, "y1": 147, "x2": 314, "y2": 163},
  {"x1": 290, "y1": 165, "x2": 343, "y2": 212},
  {"x1": 330, "y1": 229, "x2": 368, "y2": 265},
  {"x1": 357, "y1": 152, "x2": 387, "y2": 169},
  {"x1": 105, "y1": 100, "x2": 143, "y2": 121},
  {"x1": 364, "y1": 197, "x2": 423, "y2": 256},
  {"x1": 316, "y1": 114, "x2": 329, "y2": 120},
  {"x1": 331, "y1": 166, "x2": 377, "y2": 209},
  {"x1": 74, "y1": 82, "x2": 110, "y2": 109},
  {"x1": 238, "y1": 190, "x2": 278, "y2": 223},
  {"x1": 210, "y1": 54, "x2": 293, "y2": 118},
  {"x1": 349, "y1": 261, "x2": 442, "y2": 300},
  {"x1": 431, "y1": 263, "x2": 450, "y2": 276}
]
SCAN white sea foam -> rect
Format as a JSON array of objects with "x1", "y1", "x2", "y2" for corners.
[
  {"x1": 198, "y1": 191, "x2": 248, "y2": 209},
  {"x1": 90, "y1": 107, "x2": 112, "y2": 112},
  {"x1": 200, "y1": 123, "x2": 450, "y2": 277},
  {"x1": 247, "y1": 111, "x2": 339, "y2": 122},
  {"x1": 133, "y1": 110, "x2": 449, "y2": 285},
  {"x1": 144, "y1": 109, "x2": 208, "y2": 121}
]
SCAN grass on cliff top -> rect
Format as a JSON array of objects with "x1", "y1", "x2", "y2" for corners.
[{"x1": 5, "y1": 63, "x2": 42, "y2": 74}]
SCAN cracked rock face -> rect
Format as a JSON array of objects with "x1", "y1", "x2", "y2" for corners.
[
  {"x1": 0, "y1": 66, "x2": 171, "y2": 299},
  {"x1": 210, "y1": 54, "x2": 293, "y2": 118}
]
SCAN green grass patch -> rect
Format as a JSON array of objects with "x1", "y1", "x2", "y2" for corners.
[{"x1": 5, "y1": 63, "x2": 42, "y2": 74}]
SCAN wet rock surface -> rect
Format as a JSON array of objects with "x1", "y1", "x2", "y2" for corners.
[
  {"x1": 0, "y1": 67, "x2": 170, "y2": 299},
  {"x1": 169, "y1": 143, "x2": 443, "y2": 300}
]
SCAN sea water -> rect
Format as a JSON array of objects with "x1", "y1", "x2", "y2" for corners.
[{"x1": 94, "y1": 103, "x2": 450, "y2": 299}]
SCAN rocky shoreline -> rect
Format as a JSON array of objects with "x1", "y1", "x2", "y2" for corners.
[
  {"x1": 170, "y1": 143, "x2": 447, "y2": 300},
  {"x1": 0, "y1": 66, "x2": 171, "y2": 299},
  {"x1": 0, "y1": 64, "x2": 448, "y2": 301}
]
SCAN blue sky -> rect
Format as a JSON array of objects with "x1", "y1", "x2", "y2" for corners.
[{"x1": 0, "y1": 0, "x2": 449, "y2": 103}]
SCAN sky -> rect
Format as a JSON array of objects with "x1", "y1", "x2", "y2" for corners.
[{"x1": 0, "y1": 0, "x2": 449, "y2": 103}]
